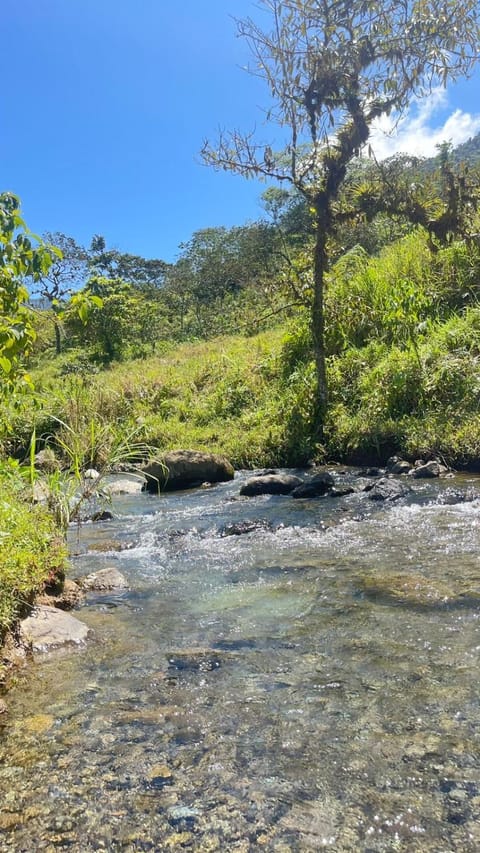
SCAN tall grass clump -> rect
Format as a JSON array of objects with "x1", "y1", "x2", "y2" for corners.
[{"x1": 0, "y1": 460, "x2": 67, "y2": 640}]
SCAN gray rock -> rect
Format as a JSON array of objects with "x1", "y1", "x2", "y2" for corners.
[
  {"x1": 291, "y1": 471, "x2": 335, "y2": 499},
  {"x1": 437, "y1": 488, "x2": 480, "y2": 505},
  {"x1": 329, "y1": 486, "x2": 355, "y2": 498},
  {"x1": 105, "y1": 475, "x2": 146, "y2": 495},
  {"x1": 411, "y1": 461, "x2": 448, "y2": 478},
  {"x1": 365, "y1": 477, "x2": 411, "y2": 502},
  {"x1": 20, "y1": 605, "x2": 90, "y2": 652},
  {"x1": 386, "y1": 456, "x2": 412, "y2": 475},
  {"x1": 34, "y1": 448, "x2": 60, "y2": 473},
  {"x1": 240, "y1": 473, "x2": 303, "y2": 496},
  {"x1": 168, "y1": 805, "x2": 201, "y2": 826},
  {"x1": 78, "y1": 567, "x2": 129, "y2": 591},
  {"x1": 220, "y1": 519, "x2": 273, "y2": 536},
  {"x1": 142, "y1": 450, "x2": 234, "y2": 493}
]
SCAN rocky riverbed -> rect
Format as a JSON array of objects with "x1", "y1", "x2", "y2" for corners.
[{"x1": 1, "y1": 467, "x2": 480, "y2": 851}]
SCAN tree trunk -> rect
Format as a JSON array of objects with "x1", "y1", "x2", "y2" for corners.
[
  {"x1": 54, "y1": 319, "x2": 62, "y2": 356},
  {"x1": 311, "y1": 210, "x2": 329, "y2": 439}
]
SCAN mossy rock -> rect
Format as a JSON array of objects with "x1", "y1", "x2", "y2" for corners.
[{"x1": 356, "y1": 571, "x2": 479, "y2": 609}]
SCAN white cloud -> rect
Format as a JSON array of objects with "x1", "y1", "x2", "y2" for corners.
[{"x1": 368, "y1": 88, "x2": 480, "y2": 160}]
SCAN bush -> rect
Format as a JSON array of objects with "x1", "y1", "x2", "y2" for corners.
[{"x1": 0, "y1": 460, "x2": 67, "y2": 637}]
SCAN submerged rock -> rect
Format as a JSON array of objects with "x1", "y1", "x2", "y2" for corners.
[
  {"x1": 364, "y1": 477, "x2": 411, "y2": 502},
  {"x1": 437, "y1": 488, "x2": 480, "y2": 505},
  {"x1": 167, "y1": 647, "x2": 223, "y2": 672},
  {"x1": 78, "y1": 567, "x2": 129, "y2": 591},
  {"x1": 357, "y1": 572, "x2": 460, "y2": 608},
  {"x1": 142, "y1": 450, "x2": 234, "y2": 492},
  {"x1": 240, "y1": 473, "x2": 303, "y2": 496},
  {"x1": 19, "y1": 605, "x2": 90, "y2": 652}
]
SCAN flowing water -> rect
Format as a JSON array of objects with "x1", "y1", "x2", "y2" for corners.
[{"x1": 2, "y1": 469, "x2": 480, "y2": 851}]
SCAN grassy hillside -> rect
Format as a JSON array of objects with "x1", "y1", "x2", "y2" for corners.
[{"x1": 2, "y1": 228, "x2": 479, "y2": 473}]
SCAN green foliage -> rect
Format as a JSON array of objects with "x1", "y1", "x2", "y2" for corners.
[
  {"x1": 0, "y1": 459, "x2": 67, "y2": 636},
  {"x1": 0, "y1": 193, "x2": 54, "y2": 394},
  {"x1": 64, "y1": 277, "x2": 158, "y2": 362}
]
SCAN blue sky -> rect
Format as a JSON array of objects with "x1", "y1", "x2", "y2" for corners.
[{"x1": 2, "y1": 1, "x2": 480, "y2": 263}]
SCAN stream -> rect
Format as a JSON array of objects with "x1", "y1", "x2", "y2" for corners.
[{"x1": 1, "y1": 468, "x2": 480, "y2": 851}]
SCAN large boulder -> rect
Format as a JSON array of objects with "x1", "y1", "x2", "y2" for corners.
[
  {"x1": 19, "y1": 605, "x2": 90, "y2": 653},
  {"x1": 364, "y1": 477, "x2": 411, "y2": 502},
  {"x1": 291, "y1": 471, "x2": 335, "y2": 499},
  {"x1": 142, "y1": 450, "x2": 234, "y2": 493},
  {"x1": 239, "y1": 473, "x2": 303, "y2": 497},
  {"x1": 411, "y1": 460, "x2": 449, "y2": 479}
]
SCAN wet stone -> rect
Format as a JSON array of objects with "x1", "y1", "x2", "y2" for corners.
[
  {"x1": 364, "y1": 477, "x2": 411, "y2": 502},
  {"x1": 167, "y1": 805, "x2": 201, "y2": 827},
  {"x1": 240, "y1": 474, "x2": 303, "y2": 496},
  {"x1": 356, "y1": 571, "x2": 474, "y2": 609},
  {"x1": 19, "y1": 605, "x2": 90, "y2": 652},
  {"x1": 167, "y1": 648, "x2": 223, "y2": 672},
  {"x1": 0, "y1": 812, "x2": 22, "y2": 830},
  {"x1": 291, "y1": 471, "x2": 335, "y2": 499},
  {"x1": 78, "y1": 567, "x2": 129, "y2": 591},
  {"x1": 412, "y1": 460, "x2": 449, "y2": 478},
  {"x1": 220, "y1": 519, "x2": 274, "y2": 536},
  {"x1": 22, "y1": 714, "x2": 55, "y2": 735},
  {"x1": 144, "y1": 764, "x2": 174, "y2": 789}
]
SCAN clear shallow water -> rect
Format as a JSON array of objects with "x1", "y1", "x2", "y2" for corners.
[{"x1": 2, "y1": 470, "x2": 480, "y2": 851}]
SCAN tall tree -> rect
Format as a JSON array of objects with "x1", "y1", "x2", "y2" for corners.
[
  {"x1": 202, "y1": 0, "x2": 479, "y2": 436},
  {"x1": 35, "y1": 232, "x2": 89, "y2": 354},
  {"x1": 89, "y1": 235, "x2": 168, "y2": 292}
]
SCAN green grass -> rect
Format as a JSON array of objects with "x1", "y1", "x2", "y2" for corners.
[{"x1": 0, "y1": 460, "x2": 67, "y2": 640}]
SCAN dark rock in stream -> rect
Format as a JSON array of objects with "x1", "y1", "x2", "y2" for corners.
[
  {"x1": 240, "y1": 473, "x2": 303, "y2": 496},
  {"x1": 91, "y1": 510, "x2": 114, "y2": 522},
  {"x1": 167, "y1": 648, "x2": 223, "y2": 672},
  {"x1": 291, "y1": 471, "x2": 335, "y2": 498},
  {"x1": 411, "y1": 460, "x2": 449, "y2": 478},
  {"x1": 364, "y1": 477, "x2": 411, "y2": 502},
  {"x1": 356, "y1": 466, "x2": 384, "y2": 477},
  {"x1": 386, "y1": 456, "x2": 413, "y2": 475},
  {"x1": 220, "y1": 519, "x2": 274, "y2": 536},
  {"x1": 329, "y1": 486, "x2": 355, "y2": 498}
]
